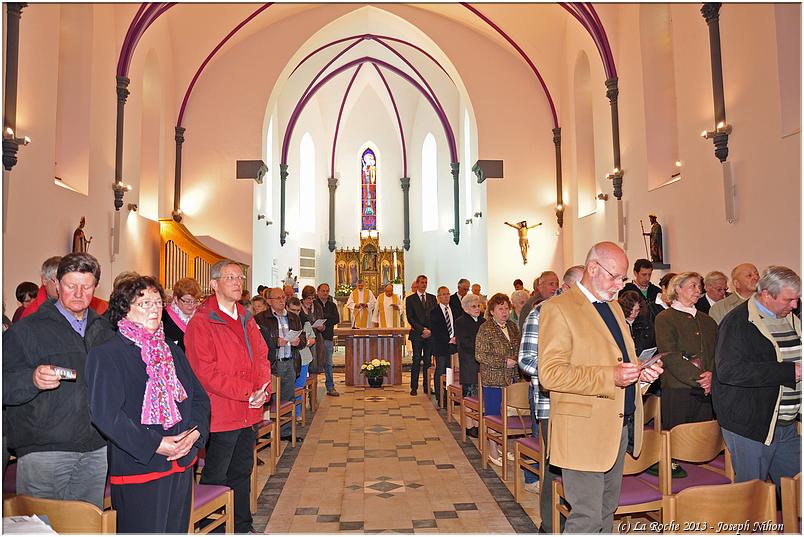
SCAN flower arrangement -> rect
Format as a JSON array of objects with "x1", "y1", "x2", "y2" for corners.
[
  {"x1": 360, "y1": 358, "x2": 390, "y2": 378},
  {"x1": 335, "y1": 283, "x2": 354, "y2": 297}
]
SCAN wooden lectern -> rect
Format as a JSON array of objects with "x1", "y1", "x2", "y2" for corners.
[{"x1": 335, "y1": 327, "x2": 409, "y2": 386}]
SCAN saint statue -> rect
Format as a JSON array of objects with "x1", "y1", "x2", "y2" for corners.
[
  {"x1": 504, "y1": 220, "x2": 542, "y2": 265},
  {"x1": 642, "y1": 214, "x2": 664, "y2": 264},
  {"x1": 72, "y1": 216, "x2": 93, "y2": 253},
  {"x1": 283, "y1": 267, "x2": 298, "y2": 290}
]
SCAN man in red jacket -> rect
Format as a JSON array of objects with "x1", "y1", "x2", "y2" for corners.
[{"x1": 185, "y1": 260, "x2": 271, "y2": 534}]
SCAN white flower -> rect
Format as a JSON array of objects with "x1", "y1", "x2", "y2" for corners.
[
  {"x1": 371, "y1": 358, "x2": 381, "y2": 367},
  {"x1": 367, "y1": 364, "x2": 374, "y2": 370}
]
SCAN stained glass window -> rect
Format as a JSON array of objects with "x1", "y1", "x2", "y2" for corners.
[{"x1": 361, "y1": 148, "x2": 377, "y2": 230}]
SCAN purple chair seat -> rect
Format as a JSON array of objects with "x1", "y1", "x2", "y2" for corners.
[
  {"x1": 638, "y1": 463, "x2": 730, "y2": 493},
  {"x1": 707, "y1": 453, "x2": 726, "y2": 470},
  {"x1": 515, "y1": 436, "x2": 542, "y2": 453},
  {"x1": 619, "y1": 475, "x2": 663, "y2": 506},
  {"x1": 193, "y1": 483, "x2": 231, "y2": 509},
  {"x1": 484, "y1": 415, "x2": 533, "y2": 430},
  {"x1": 3, "y1": 462, "x2": 16, "y2": 494},
  {"x1": 449, "y1": 382, "x2": 461, "y2": 389}
]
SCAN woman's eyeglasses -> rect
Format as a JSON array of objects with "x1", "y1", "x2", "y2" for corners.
[
  {"x1": 132, "y1": 301, "x2": 164, "y2": 310},
  {"x1": 178, "y1": 296, "x2": 200, "y2": 306}
]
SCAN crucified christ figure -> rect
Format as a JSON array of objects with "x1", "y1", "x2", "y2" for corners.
[{"x1": 505, "y1": 220, "x2": 542, "y2": 265}]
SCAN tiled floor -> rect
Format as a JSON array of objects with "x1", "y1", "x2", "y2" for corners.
[{"x1": 255, "y1": 373, "x2": 540, "y2": 533}]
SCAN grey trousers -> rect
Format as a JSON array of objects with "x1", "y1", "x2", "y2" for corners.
[
  {"x1": 561, "y1": 426, "x2": 628, "y2": 533},
  {"x1": 722, "y1": 423, "x2": 801, "y2": 497},
  {"x1": 17, "y1": 446, "x2": 108, "y2": 509},
  {"x1": 275, "y1": 358, "x2": 297, "y2": 436}
]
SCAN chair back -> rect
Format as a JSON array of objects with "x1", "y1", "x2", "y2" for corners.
[
  {"x1": 667, "y1": 420, "x2": 724, "y2": 463},
  {"x1": 502, "y1": 382, "x2": 531, "y2": 429},
  {"x1": 623, "y1": 429, "x2": 663, "y2": 476},
  {"x1": 643, "y1": 394, "x2": 661, "y2": 430},
  {"x1": 450, "y1": 353, "x2": 459, "y2": 375},
  {"x1": 781, "y1": 472, "x2": 801, "y2": 533},
  {"x1": 662, "y1": 479, "x2": 776, "y2": 531},
  {"x1": 477, "y1": 372, "x2": 484, "y2": 411},
  {"x1": 3, "y1": 494, "x2": 116, "y2": 534}
]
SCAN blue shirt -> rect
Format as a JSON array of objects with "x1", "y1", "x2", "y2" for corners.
[
  {"x1": 274, "y1": 311, "x2": 291, "y2": 359},
  {"x1": 753, "y1": 295, "x2": 777, "y2": 319},
  {"x1": 54, "y1": 300, "x2": 88, "y2": 338}
]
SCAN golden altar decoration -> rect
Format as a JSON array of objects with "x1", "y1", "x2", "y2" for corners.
[{"x1": 334, "y1": 231, "x2": 404, "y2": 297}]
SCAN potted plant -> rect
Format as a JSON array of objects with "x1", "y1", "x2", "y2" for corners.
[{"x1": 360, "y1": 358, "x2": 390, "y2": 388}]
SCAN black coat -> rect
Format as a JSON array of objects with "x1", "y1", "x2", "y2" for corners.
[
  {"x1": 429, "y1": 303, "x2": 457, "y2": 357},
  {"x1": 712, "y1": 300, "x2": 799, "y2": 443},
  {"x1": 454, "y1": 314, "x2": 485, "y2": 385},
  {"x1": 254, "y1": 308, "x2": 305, "y2": 376},
  {"x1": 695, "y1": 295, "x2": 712, "y2": 315},
  {"x1": 405, "y1": 292, "x2": 437, "y2": 342},
  {"x1": 162, "y1": 308, "x2": 186, "y2": 350},
  {"x1": 449, "y1": 293, "x2": 464, "y2": 321},
  {"x1": 620, "y1": 281, "x2": 662, "y2": 304},
  {"x1": 86, "y1": 333, "x2": 210, "y2": 477},
  {"x1": 3, "y1": 300, "x2": 116, "y2": 456},
  {"x1": 313, "y1": 296, "x2": 340, "y2": 340}
]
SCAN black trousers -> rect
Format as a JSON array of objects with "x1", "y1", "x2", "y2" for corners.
[
  {"x1": 201, "y1": 426, "x2": 257, "y2": 533},
  {"x1": 410, "y1": 339, "x2": 431, "y2": 392},
  {"x1": 110, "y1": 468, "x2": 192, "y2": 533},
  {"x1": 432, "y1": 354, "x2": 450, "y2": 407}
]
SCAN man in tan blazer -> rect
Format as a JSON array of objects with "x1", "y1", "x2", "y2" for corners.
[{"x1": 539, "y1": 242, "x2": 663, "y2": 533}]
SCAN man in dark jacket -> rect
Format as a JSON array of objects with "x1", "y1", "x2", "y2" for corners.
[
  {"x1": 256, "y1": 288, "x2": 305, "y2": 441},
  {"x1": 405, "y1": 275, "x2": 437, "y2": 396},
  {"x1": 712, "y1": 265, "x2": 801, "y2": 493},
  {"x1": 313, "y1": 283, "x2": 340, "y2": 396},
  {"x1": 430, "y1": 286, "x2": 457, "y2": 408},
  {"x1": 454, "y1": 293, "x2": 485, "y2": 437},
  {"x1": 3, "y1": 253, "x2": 115, "y2": 508}
]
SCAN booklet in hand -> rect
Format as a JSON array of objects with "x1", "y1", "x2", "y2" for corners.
[{"x1": 638, "y1": 347, "x2": 661, "y2": 370}]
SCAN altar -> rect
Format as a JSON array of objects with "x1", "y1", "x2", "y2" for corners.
[{"x1": 335, "y1": 327, "x2": 409, "y2": 386}]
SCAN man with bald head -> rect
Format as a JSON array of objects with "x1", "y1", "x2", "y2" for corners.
[
  {"x1": 539, "y1": 242, "x2": 663, "y2": 533},
  {"x1": 709, "y1": 263, "x2": 760, "y2": 324},
  {"x1": 519, "y1": 271, "x2": 559, "y2": 332}
]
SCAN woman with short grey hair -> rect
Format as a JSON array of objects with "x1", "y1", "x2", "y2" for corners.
[{"x1": 454, "y1": 292, "x2": 485, "y2": 438}]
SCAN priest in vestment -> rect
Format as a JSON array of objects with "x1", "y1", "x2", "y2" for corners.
[
  {"x1": 346, "y1": 279, "x2": 377, "y2": 328},
  {"x1": 373, "y1": 284, "x2": 404, "y2": 328}
]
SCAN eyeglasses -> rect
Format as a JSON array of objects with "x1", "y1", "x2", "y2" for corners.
[
  {"x1": 218, "y1": 275, "x2": 246, "y2": 283},
  {"x1": 132, "y1": 300, "x2": 164, "y2": 310},
  {"x1": 594, "y1": 261, "x2": 627, "y2": 283},
  {"x1": 177, "y1": 296, "x2": 200, "y2": 306}
]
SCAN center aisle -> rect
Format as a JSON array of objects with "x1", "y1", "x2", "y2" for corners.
[{"x1": 258, "y1": 375, "x2": 526, "y2": 533}]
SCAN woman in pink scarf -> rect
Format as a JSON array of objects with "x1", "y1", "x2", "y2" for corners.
[
  {"x1": 87, "y1": 275, "x2": 210, "y2": 533},
  {"x1": 162, "y1": 277, "x2": 203, "y2": 350}
]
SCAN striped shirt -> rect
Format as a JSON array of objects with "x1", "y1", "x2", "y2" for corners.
[
  {"x1": 518, "y1": 300, "x2": 551, "y2": 419},
  {"x1": 763, "y1": 314, "x2": 801, "y2": 422}
]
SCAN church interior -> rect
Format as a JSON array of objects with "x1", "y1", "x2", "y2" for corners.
[{"x1": 1, "y1": 2, "x2": 801, "y2": 534}]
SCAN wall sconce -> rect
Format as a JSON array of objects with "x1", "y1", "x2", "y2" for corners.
[
  {"x1": 605, "y1": 168, "x2": 624, "y2": 199},
  {"x1": 126, "y1": 203, "x2": 138, "y2": 212},
  {"x1": 2, "y1": 127, "x2": 31, "y2": 171},
  {"x1": 448, "y1": 228, "x2": 455, "y2": 234},
  {"x1": 701, "y1": 122, "x2": 732, "y2": 162},
  {"x1": 473, "y1": 211, "x2": 483, "y2": 218},
  {"x1": 257, "y1": 213, "x2": 266, "y2": 220},
  {"x1": 465, "y1": 218, "x2": 473, "y2": 225},
  {"x1": 555, "y1": 203, "x2": 565, "y2": 228},
  {"x1": 112, "y1": 181, "x2": 132, "y2": 211},
  {"x1": 597, "y1": 193, "x2": 609, "y2": 201},
  {"x1": 171, "y1": 208, "x2": 183, "y2": 222}
]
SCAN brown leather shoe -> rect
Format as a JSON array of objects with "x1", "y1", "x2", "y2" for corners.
[{"x1": 327, "y1": 389, "x2": 340, "y2": 397}]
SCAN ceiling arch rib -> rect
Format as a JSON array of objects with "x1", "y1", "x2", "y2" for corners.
[
  {"x1": 372, "y1": 64, "x2": 408, "y2": 179},
  {"x1": 281, "y1": 56, "x2": 457, "y2": 165},
  {"x1": 331, "y1": 64, "x2": 364, "y2": 179}
]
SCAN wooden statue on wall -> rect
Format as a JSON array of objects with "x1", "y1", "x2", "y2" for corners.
[
  {"x1": 641, "y1": 214, "x2": 664, "y2": 264},
  {"x1": 504, "y1": 220, "x2": 542, "y2": 264},
  {"x1": 72, "y1": 216, "x2": 93, "y2": 253}
]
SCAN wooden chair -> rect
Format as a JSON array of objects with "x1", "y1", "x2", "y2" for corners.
[
  {"x1": 189, "y1": 482, "x2": 234, "y2": 534},
  {"x1": 650, "y1": 420, "x2": 732, "y2": 494},
  {"x1": 3, "y1": 494, "x2": 116, "y2": 533},
  {"x1": 513, "y1": 428, "x2": 545, "y2": 503},
  {"x1": 459, "y1": 373, "x2": 483, "y2": 442},
  {"x1": 552, "y1": 429, "x2": 667, "y2": 531},
  {"x1": 481, "y1": 381, "x2": 532, "y2": 481},
  {"x1": 643, "y1": 394, "x2": 661, "y2": 431},
  {"x1": 446, "y1": 353, "x2": 462, "y2": 423},
  {"x1": 305, "y1": 373, "x2": 318, "y2": 412},
  {"x1": 425, "y1": 355, "x2": 436, "y2": 401},
  {"x1": 662, "y1": 480, "x2": 776, "y2": 533},
  {"x1": 268, "y1": 374, "x2": 296, "y2": 454},
  {"x1": 781, "y1": 473, "x2": 801, "y2": 534},
  {"x1": 294, "y1": 383, "x2": 306, "y2": 425}
]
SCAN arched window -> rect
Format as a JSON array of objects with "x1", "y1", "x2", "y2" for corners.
[
  {"x1": 640, "y1": 4, "x2": 681, "y2": 189},
  {"x1": 264, "y1": 118, "x2": 273, "y2": 218},
  {"x1": 361, "y1": 147, "x2": 377, "y2": 230},
  {"x1": 464, "y1": 109, "x2": 472, "y2": 217},
  {"x1": 54, "y1": 4, "x2": 93, "y2": 195},
  {"x1": 573, "y1": 52, "x2": 597, "y2": 218},
  {"x1": 421, "y1": 133, "x2": 438, "y2": 232},
  {"x1": 299, "y1": 132, "x2": 315, "y2": 232}
]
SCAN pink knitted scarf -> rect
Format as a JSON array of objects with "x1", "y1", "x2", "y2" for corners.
[{"x1": 117, "y1": 318, "x2": 188, "y2": 430}]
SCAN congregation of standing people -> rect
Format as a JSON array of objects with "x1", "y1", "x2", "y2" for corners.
[{"x1": 2, "y1": 244, "x2": 800, "y2": 533}]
